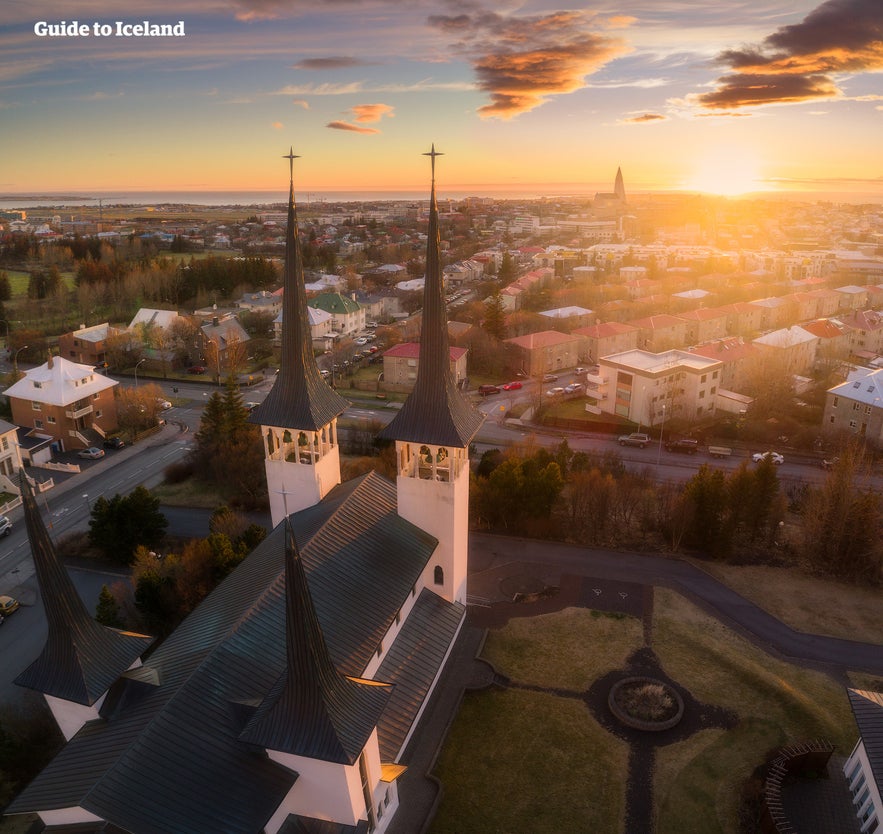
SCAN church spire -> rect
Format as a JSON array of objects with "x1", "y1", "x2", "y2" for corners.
[
  {"x1": 614, "y1": 166, "x2": 626, "y2": 202},
  {"x1": 239, "y1": 520, "x2": 391, "y2": 764},
  {"x1": 14, "y1": 473, "x2": 153, "y2": 705},
  {"x1": 249, "y1": 149, "x2": 348, "y2": 431},
  {"x1": 379, "y1": 145, "x2": 483, "y2": 447}
]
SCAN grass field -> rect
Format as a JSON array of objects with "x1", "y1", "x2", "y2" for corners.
[{"x1": 431, "y1": 590, "x2": 859, "y2": 834}]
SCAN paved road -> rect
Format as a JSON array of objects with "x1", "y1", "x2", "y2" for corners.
[{"x1": 468, "y1": 531, "x2": 883, "y2": 679}]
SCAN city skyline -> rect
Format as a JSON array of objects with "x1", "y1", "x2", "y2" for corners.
[{"x1": 1, "y1": 0, "x2": 881, "y2": 198}]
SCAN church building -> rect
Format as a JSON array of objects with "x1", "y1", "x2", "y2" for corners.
[{"x1": 5, "y1": 147, "x2": 483, "y2": 834}]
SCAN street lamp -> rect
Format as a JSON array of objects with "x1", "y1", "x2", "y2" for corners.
[
  {"x1": 13, "y1": 345, "x2": 28, "y2": 380},
  {"x1": 656, "y1": 404, "x2": 666, "y2": 466},
  {"x1": 134, "y1": 358, "x2": 146, "y2": 387}
]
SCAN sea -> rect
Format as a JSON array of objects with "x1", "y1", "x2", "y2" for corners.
[{"x1": 2, "y1": 186, "x2": 882, "y2": 209}]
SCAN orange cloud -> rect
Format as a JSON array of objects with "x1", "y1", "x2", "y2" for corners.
[
  {"x1": 350, "y1": 103, "x2": 395, "y2": 123},
  {"x1": 429, "y1": 9, "x2": 630, "y2": 119},
  {"x1": 622, "y1": 112, "x2": 666, "y2": 123},
  {"x1": 326, "y1": 121, "x2": 380, "y2": 134},
  {"x1": 699, "y1": 0, "x2": 883, "y2": 110}
]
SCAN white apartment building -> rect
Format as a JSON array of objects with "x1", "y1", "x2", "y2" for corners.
[{"x1": 591, "y1": 349, "x2": 723, "y2": 426}]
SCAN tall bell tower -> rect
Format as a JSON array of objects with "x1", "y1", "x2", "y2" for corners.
[
  {"x1": 250, "y1": 150, "x2": 349, "y2": 525},
  {"x1": 378, "y1": 147, "x2": 484, "y2": 604}
]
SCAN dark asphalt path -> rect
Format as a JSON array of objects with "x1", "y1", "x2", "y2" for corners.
[{"x1": 468, "y1": 532, "x2": 883, "y2": 678}]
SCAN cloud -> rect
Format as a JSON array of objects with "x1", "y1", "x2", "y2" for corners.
[
  {"x1": 293, "y1": 56, "x2": 373, "y2": 70},
  {"x1": 427, "y1": 9, "x2": 631, "y2": 119},
  {"x1": 292, "y1": 99, "x2": 310, "y2": 109},
  {"x1": 272, "y1": 121, "x2": 284, "y2": 129},
  {"x1": 697, "y1": 0, "x2": 883, "y2": 110},
  {"x1": 350, "y1": 103, "x2": 394, "y2": 123},
  {"x1": 326, "y1": 121, "x2": 380, "y2": 134},
  {"x1": 621, "y1": 112, "x2": 667, "y2": 123}
]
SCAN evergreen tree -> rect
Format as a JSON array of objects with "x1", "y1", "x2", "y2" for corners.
[
  {"x1": 484, "y1": 290, "x2": 507, "y2": 341},
  {"x1": 95, "y1": 584, "x2": 124, "y2": 628}
]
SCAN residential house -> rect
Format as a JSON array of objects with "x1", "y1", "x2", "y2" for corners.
[
  {"x1": 309, "y1": 292, "x2": 365, "y2": 336},
  {"x1": 504, "y1": 330, "x2": 582, "y2": 377},
  {"x1": 840, "y1": 310, "x2": 883, "y2": 360},
  {"x1": 749, "y1": 296, "x2": 795, "y2": 330},
  {"x1": 823, "y1": 368, "x2": 883, "y2": 445},
  {"x1": 381, "y1": 342, "x2": 467, "y2": 392},
  {"x1": 836, "y1": 285, "x2": 870, "y2": 311},
  {"x1": 4, "y1": 355, "x2": 118, "y2": 451},
  {"x1": 677, "y1": 307, "x2": 729, "y2": 345},
  {"x1": 627, "y1": 314, "x2": 688, "y2": 352},
  {"x1": 198, "y1": 314, "x2": 251, "y2": 378},
  {"x1": 538, "y1": 306, "x2": 594, "y2": 329},
  {"x1": 592, "y1": 348, "x2": 723, "y2": 425},
  {"x1": 720, "y1": 301, "x2": 764, "y2": 337},
  {"x1": 753, "y1": 326, "x2": 819, "y2": 377},
  {"x1": 799, "y1": 319, "x2": 851, "y2": 370},
  {"x1": 572, "y1": 321, "x2": 639, "y2": 364},
  {"x1": 57, "y1": 323, "x2": 118, "y2": 368},
  {"x1": 0, "y1": 419, "x2": 22, "y2": 483},
  {"x1": 237, "y1": 290, "x2": 283, "y2": 317},
  {"x1": 688, "y1": 337, "x2": 762, "y2": 392},
  {"x1": 273, "y1": 306, "x2": 333, "y2": 348}
]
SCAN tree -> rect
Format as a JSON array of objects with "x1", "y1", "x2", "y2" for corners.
[
  {"x1": 88, "y1": 486, "x2": 168, "y2": 564},
  {"x1": 498, "y1": 251, "x2": 517, "y2": 285},
  {"x1": 484, "y1": 290, "x2": 507, "y2": 341},
  {"x1": 681, "y1": 465, "x2": 730, "y2": 557},
  {"x1": 0, "y1": 271, "x2": 11, "y2": 302},
  {"x1": 95, "y1": 584, "x2": 124, "y2": 628}
]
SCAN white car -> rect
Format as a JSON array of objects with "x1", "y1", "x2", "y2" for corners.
[
  {"x1": 545, "y1": 387, "x2": 566, "y2": 397},
  {"x1": 564, "y1": 382, "x2": 584, "y2": 394},
  {"x1": 156, "y1": 399, "x2": 172, "y2": 410},
  {"x1": 752, "y1": 451, "x2": 784, "y2": 465}
]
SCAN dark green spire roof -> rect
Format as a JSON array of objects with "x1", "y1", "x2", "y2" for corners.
[
  {"x1": 379, "y1": 146, "x2": 483, "y2": 447},
  {"x1": 14, "y1": 473, "x2": 153, "y2": 705},
  {"x1": 250, "y1": 150, "x2": 348, "y2": 431}
]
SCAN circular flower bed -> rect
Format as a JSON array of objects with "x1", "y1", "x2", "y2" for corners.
[{"x1": 608, "y1": 676, "x2": 684, "y2": 731}]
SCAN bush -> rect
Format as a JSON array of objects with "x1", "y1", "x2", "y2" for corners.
[{"x1": 164, "y1": 459, "x2": 194, "y2": 484}]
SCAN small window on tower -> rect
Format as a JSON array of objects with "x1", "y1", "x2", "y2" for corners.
[{"x1": 434, "y1": 565, "x2": 444, "y2": 586}]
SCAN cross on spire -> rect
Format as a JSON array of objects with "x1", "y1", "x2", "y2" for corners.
[
  {"x1": 423, "y1": 144, "x2": 443, "y2": 183},
  {"x1": 276, "y1": 487, "x2": 297, "y2": 519},
  {"x1": 283, "y1": 147, "x2": 300, "y2": 184}
]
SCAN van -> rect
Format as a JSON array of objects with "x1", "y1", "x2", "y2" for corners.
[{"x1": 478, "y1": 384, "x2": 501, "y2": 396}]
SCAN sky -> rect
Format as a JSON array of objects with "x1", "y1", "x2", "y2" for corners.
[{"x1": 1, "y1": 0, "x2": 882, "y2": 197}]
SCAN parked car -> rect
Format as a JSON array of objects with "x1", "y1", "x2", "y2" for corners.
[
  {"x1": 501, "y1": 381, "x2": 522, "y2": 391},
  {"x1": 545, "y1": 386, "x2": 566, "y2": 397},
  {"x1": 77, "y1": 447, "x2": 105, "y2": 460},
  {"x1": 156, "y1": 399, "x2": 172, "y2": 410},
  {"x1": 0, "y1": 516, "x2": 11, "y2": 536},
  {"x1": 575, "y1": 366, "x2": 587, "y2": 374},
  {"x1": 821, "y1": 456, "x2": 840, "y2": 470},
  {"x1": 542, "y1": 373, "x2": 559, "y2": 383},
  {"x1": 187, "y1": 365, "x2": 206, "y2": 374},
  {"x1": 665, "y1": 438, "x2": 699, "y2": 454},
  {"x1": 752, "y1": 451, "x2": 784, "y2": 465},
  {"x1": 618, "y1": 432, "x2": 650, "y2": 448},
  {"x1": 103, "y1": 436, "x2": 125, "y2": 449},
  {"x1": 478, "y1": 384, "x2": 501, "y2": 396},
  {"x1": 564, "y1": 382, "x2": 584, "y2": 394},
  {"x1": 244, "y1": 402, "x2": 260, "y2": 413},
  {"x1": 0, "y1": 595, "x2": 19, "y2": 616}
]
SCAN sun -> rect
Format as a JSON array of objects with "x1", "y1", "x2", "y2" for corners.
[{"x1": 683, "y1": 146, "x2": 766, "y2": 196}]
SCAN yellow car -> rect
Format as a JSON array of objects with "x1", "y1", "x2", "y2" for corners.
[{"x1": 0, "y1": 595, "x2": 20, "y2": 616}]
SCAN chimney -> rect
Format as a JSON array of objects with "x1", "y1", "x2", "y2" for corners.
[{"x1": 213, "y1": 316, "x2": 219, "y2": 327}]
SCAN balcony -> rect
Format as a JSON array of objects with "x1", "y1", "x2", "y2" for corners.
[{"x1": 65, "y1": 403, "x2": 94, "y2": 419}]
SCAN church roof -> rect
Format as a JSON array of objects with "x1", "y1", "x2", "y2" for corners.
[
  {"x1": 8, "y1": 472, "x2": 454, "y2": 833},
  {"x1": 239, "y1": 521, "x2": 392, "y2": 764},
  {"x1": 379, "y1": 148, "x2": 483, "y2": 448},
  {"x1": 250, "y1": 153, "x2": 349, "y2": 432},
  {"x1": 14, "y1": 473, "x2": 153, "y2": 705}
]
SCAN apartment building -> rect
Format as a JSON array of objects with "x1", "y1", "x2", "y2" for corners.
[{"x1": 591, "y1": 349, "x2": 723, "y2": 426}]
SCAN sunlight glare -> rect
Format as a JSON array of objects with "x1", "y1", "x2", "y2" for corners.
[{"x1": 684, "y1": 147, "x2": 766, "y2": 196}]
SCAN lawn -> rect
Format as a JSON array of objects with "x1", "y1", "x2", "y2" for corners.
[
  {"x1": 689, "y1": 560, "x2": 883, "y2": 645},
  {"x1": 652, "y1": 588, "x2": 855, "y2": 834},
  {"x1": 431, "y1": 591, "x2": 859, "y2": 834}
]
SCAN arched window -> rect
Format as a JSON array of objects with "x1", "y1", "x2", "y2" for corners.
[
  {"x1": 266, "y1": 429, "x2": 275, "y2": 454},
  {"x1": 433, "y1": 565, "x2": 444, "y2": 586},
  {"x1": 282, "y1": 430, "x2": 292, "y2": 444}
]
